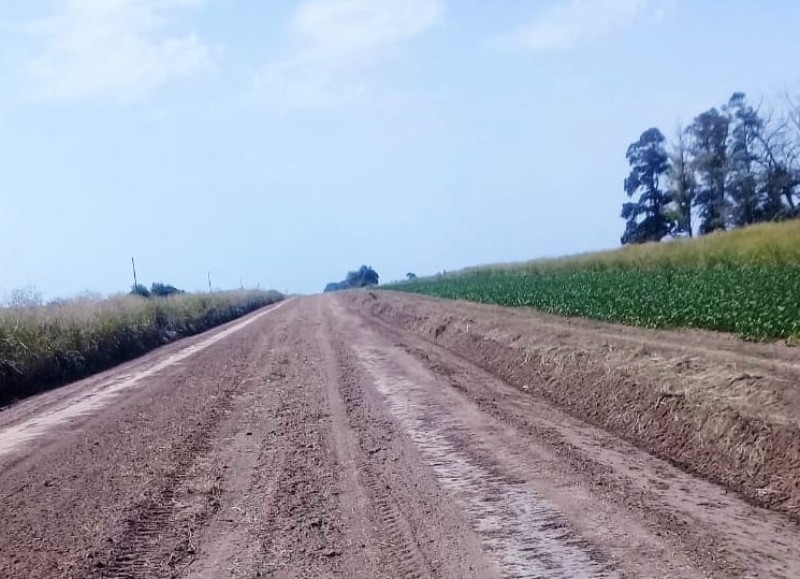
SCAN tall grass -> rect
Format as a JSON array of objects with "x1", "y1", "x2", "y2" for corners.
[
  {"x1": 0, "y1": 290, "x2": 283, "y2": 406},
  {"x1": 452, "y1": 219, "x2": 800, "y2": 277}
]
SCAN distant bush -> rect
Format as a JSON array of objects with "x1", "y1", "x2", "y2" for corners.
[
  {"x1": 324, "y1": 265, "x2": 380, "y2": 293},
  {"x1": 130, "y1": 284, "x2": 151, "y2": 298},
  {"x1": 0, "y1": 289, "x2": 283, "y2": 406},
  {"x1": 7, "y1": 286, "x2": 43, "y2": 307},
  {"x1": 150, "y1": 282, "x2": 183, "y2": 297}
]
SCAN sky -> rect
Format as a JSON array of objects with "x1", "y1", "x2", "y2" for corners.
[{"x1": 1, "y1": 0, "x2": 799, "y2": 297}]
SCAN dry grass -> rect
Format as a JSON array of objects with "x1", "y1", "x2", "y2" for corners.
[
  {"x1": 451, "y1": 219, "x2": 800, "y2": 277},
  {"x1": 0, "y1": 290, "x2": 283, "y2": 405}
]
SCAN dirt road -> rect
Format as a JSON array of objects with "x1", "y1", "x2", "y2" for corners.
[{"x1": 1, "y1": 294, "x2": 799, "y2": 578}]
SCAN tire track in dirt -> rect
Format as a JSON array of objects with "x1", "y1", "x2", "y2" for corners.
[
  {"x1": 318, "y1": 324, "x2": 433, "y2": 578},
  {"x1": 357, "y1": 462, "x2": 434, "y2": 579},
  {"x1": 329, "y1": 298, "x2": 624, "y2": 577},
  {"x1": 8, "y1": 294, "x2": 800, "y2": 578},
  {"x1": 251, "y1": 304, "x2": 350, "y2": 578},
  {"x1": 322, "y1": 298, "x2": 496, "y2": 579},
  {"x1": 332, "y1": 301, "x2": 619, "y2": 578},
  {"x1": 345, "y1": 293, "x2": 800, "y2": 578},
  {"x1": 91, "y1": 342, "x2": 279, "y2": 578}
]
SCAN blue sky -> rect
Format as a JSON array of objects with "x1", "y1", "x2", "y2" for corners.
[{"x1": 1, "y1": 0, "x2": 799, "y2": 297}]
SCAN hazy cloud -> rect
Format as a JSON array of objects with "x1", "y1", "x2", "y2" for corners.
[
  {"x1": 25, "y1": 0, "x2": 213, "y2": 103},
  {"x1": 499, "y1": 0, "x2": 665, "y2": 52},
  {"x1": 253, "y1": 0, "x2": 444, "y2": 108}
]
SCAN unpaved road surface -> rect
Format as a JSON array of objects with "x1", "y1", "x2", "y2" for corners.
[{"x1": 1, "y1": 295, "x2": 799, "y2": 578}]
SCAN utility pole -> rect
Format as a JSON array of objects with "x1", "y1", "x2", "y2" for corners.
[
  {"x1": 131, "y1": 257, "x2": 138, "y2": 287},
  {"x1": 207, "y1": 271, "x2": 212, "y2": 293}
]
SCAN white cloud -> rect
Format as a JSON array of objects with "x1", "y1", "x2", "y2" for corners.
[
  {"x1": 25, "y1": 0, "x2": 213, "y2": 103},
  {"x1": 499, "y1": 0, "x2": 665, "y2": 52},
  {"x1": 253, "y1": 0, "x2": 443, "y2": 108}
]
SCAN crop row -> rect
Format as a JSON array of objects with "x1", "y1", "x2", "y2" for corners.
[{"x1": 392, "y1": 266, "x2": 800, "y2": 341}]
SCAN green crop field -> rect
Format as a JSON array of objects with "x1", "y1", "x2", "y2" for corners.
[{"x1": 390, "y1": 220, "x2": 800, "y2": 341}]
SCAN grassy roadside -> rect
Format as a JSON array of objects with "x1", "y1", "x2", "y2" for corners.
[
  {"x1": 456, "y1": 220, "x2": 800, "y2": 274},
  {"x1": 390, "y1": 220, "x2": 800, "y2": 340},
  {"x1": 0, "y1": 289, "x2": 283, "y2": 406}
]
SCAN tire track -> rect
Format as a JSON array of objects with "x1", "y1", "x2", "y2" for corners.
[
  {"x1": 93, "y1": 378, "x2": 242, "y2": 578},
  {"x1": 355, "y1": 460, "x2": 433, "y2": 579},
  {"x1": 87, "y1": 310, "x2": 293, "y2": 579},
  {"x1": 322, "y1": 302, "x2": 485, "y2": 579},
  {"x1": 352, "y1": 344, "x2": 618, "y2": 579}
]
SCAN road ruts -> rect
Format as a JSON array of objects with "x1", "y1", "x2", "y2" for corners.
[{"x1": 1, "y1": 295, "x2": 800, "y2": 578}]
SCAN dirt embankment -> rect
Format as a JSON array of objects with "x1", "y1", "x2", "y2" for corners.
[{"x1": 351, "y1": 291, "x2": 800, "y2": 521}]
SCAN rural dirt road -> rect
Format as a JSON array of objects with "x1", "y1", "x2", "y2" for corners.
[{"x1": 1, "y1": 294, "x2": 799, "y2": 578}]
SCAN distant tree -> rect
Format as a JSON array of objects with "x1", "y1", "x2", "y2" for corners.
[
  {"x1": 406, "y1": 272, "x2": 417, "y2": 280},
  {"x1": 766, "y1": 94, "x2": 800, "y2": 216},
  {"x1": 130, "y1": 284, "x2": 151, "y2": 298},
  {"x1": 345, "y1": 266, "x2": 379, "y2": 288},
  {"x1": 667, "y1": 125, "x2": 696, "y2": 237},
  {"x1": 150, "y1": 282, "x2": 183, "y2": 297},
  {"x1": 8, "y1": 285, "x2": 43, "y2": 308},
  {"x1": 621, "y1": 128, "x2": 673, "y2": 244},
  {"x1": 756, "y1": 112, "x2": 797, "y2": 220},
  {"x1": 688, "y1": 108, "x2": 731, "y2": 233},
  {"x1": 725, "y1": 93, "x2": 764, "y2": 226},
  {"x1": 324, "y1": 266, "x2": 380, "y2": 292},
  {"x1": 324, "y1": 282, "x2": 347, "y2": 293}
]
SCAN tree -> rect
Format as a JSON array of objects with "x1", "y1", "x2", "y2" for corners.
[
  {"x1": 778, "y1": 94, "x2": 800, "y2": 214},
  {"x1": 725, "y1": 93, "x2": 764, "y2": 226},
  {"x1": 8, "y1": 285, "x2": 43, "y2": 308},
  {"x1": 323, "y1": 266, "x2": 380, "y2": 292},
  {"x1": 130, "y1": 284, "x2": 151, "y2": 298},
  {"x1": 150, "y1": 282, "x2": 184, "y2": 297},
  {"x1": 748, "y1": 102, "x2": 800, "y2": 221},
  {"x1": 345, "y1": 266, "x2": 379, "y2": 287},
  {"x1": 621, "y1": 128, "x2": 673, "y2": 245},
  {"x1": 406, "y1": 273, "x2": 417, "y2": 280},
  {"x1": 667, "y1": 125, "x2": 696, "y2": 237},
  {"x1": 688, "y1": 108, "x2": 730, "y2": 233}
]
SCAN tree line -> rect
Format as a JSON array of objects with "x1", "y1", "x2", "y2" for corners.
[
  {"x1": 324, "y1": 265, "x2": 380, "y2": 292},
  {"x1": 621, "y1": 92, "x2": 800, "y2": 244}
]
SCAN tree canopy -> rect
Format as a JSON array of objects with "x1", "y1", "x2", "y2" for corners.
[
  {"x1": 324, "y1": 266, "x2": 380, "y2": 293},
  {"x1": 621, "y1": 128, "x2": 672, "y2": 244},
  {"x1": 621, "y1": 92, "x2": 800, "y2": 244}
]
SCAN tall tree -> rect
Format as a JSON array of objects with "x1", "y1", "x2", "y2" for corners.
[
  {"x1": 781, "y1": 95, "x2": 800, "y2": 214},
  {"x1": 621, "y1": 128, "x2": 673, "y2": 244},
  {"x1": 754, "y1": 109, "x2": 795, "y2": 220},
  {"x1": 688, "y1": 108, "x2": 730, "y2": 233},
  {"x1": 724, "y1": 93, "x2": 763, "y2": 225},
  {"x1": 667, "y1": 125, "x2": 696, "y2": 237}
]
